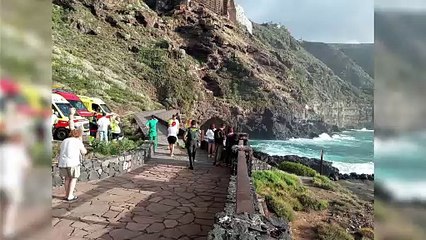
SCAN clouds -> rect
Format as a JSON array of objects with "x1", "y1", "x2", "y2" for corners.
[
  {"x1": 375, "y1": 0, "x2": 426, "y2": 11},
  {"x1": 236, "y1": 0, "x2": 374, "y2": 43}
]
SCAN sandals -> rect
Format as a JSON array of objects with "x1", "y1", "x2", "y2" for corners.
[{"x1": 66, "y1": 196, "x2": 78, "y2": 201}]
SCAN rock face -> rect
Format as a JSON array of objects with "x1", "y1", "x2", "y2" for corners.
[{"x1": 53, "y1": 0, "x2": 373, "y2": 140}]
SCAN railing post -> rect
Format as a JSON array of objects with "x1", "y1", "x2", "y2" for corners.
[{"x1": 320, "y1": 149, "x2": 324, "y2": 175}]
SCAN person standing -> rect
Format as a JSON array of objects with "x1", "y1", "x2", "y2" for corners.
[
  {"x1": 0, "y1": 131, "x2": 30, "y2": 239},
  {"x1": 97, "y1": 112, "x2": 110, "y2": 143},
  {"x1": 69, "y1": 107, "x2": 76, "y2": 130},
  {"x1": 213, "y1": 123, "x2": 226, "y2": 166},
  {"x1": 51, "y1": 109, "x2": 58, "y2": 140},
  {"x1": 205, "y1": 123, "x2": 216, "y2": 158},
  {"x1": 184, "y1": 120, "x2": 200, "y2": 170},
  {"x1": 167, "y1": 120, "x2": 178, "y2": 157},
  {"x1": 88, "y1": 112, "x2": 98, "y2": 144},
  {"x1": 145, "y1": 115, "x2": 159, "y2": 153},
  {"x1": 225, "y1": 127, "x2": 237, "y2": 167},
  {"x1": 110, "y1": 115, "x2": 121, "y2": 141},
  {"x1": 58, "y1": 129, "x2": 87, "y2": 201}
]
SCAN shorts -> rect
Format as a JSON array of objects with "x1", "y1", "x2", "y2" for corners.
[
  {"x1": 59, "y1": 166, "x2": 81, "y2": 179},
  {"x1": 167, "y1": 136, "x2": 177, "y2": 144},
  {"x1": 207, "y1": 139, "x2": 214, "y2": 144}
]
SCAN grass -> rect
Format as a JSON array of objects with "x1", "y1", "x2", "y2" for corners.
[
  {"x1": 316, "y1": 223, "x2": 354, "y2": 240},
  {"x1": 278, "y1": 161, "x2": 317, "y2": 177},
  {"x1": 253, "y1": 170, "x2": 328, "y2": 222},
  {"x1": 313, "y1": 174, "x2": 337, "y2": 191}
]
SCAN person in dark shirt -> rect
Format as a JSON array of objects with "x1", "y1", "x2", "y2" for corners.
[
  {"x1": 213, "y1": 123, "x2": 226, "y2": 166},
  {"x1": 225, "y1": 127, "x2": 237, "y2": 167}
]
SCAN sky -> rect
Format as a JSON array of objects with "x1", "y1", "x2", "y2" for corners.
[{"x1": 236, "y1": 0, "x2": 374, "y2": 43}]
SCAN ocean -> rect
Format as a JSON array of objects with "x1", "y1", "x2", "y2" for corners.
[
  {"x1": 375, "y1": 132, "x2": 426, "y2": 201},
  {"x1": 251, "y1": 129, "x2": 426, "y2": 201},
  {"x1": 251, "y1": 129, "x2": 374, "y2": 174}
]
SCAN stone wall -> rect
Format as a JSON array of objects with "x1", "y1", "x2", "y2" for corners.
[
  {"x1": 52, "y1": 147, "x2": 151, "y2": 187},
  {"x1": 208, "y1": 175, "x2": 291, "y2": 239}
]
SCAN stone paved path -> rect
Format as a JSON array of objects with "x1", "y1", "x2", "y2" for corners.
[{"x1": 52, "y1": 141, "x2": 230, "y2": 240}]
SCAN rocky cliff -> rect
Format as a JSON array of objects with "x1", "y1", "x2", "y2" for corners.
[{"x1": 52, "y1": 0, "x2": 373, "y2": 139}]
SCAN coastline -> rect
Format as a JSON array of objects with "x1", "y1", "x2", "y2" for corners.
[{"x1": 253, "y1": 150, "x2": 374, "y2": 181}]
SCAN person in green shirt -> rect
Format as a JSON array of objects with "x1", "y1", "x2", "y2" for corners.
[
  {"x1": 145, "y1": 115, "x2": 159, "y2": 153},
  {"x1": 184, "y1": 120, "x2": 200, "y2": 170}
]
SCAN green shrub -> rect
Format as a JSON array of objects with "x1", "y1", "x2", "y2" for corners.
[
  {"x1": 278, "y1": 162, "x2": 317, "y2": 177},
  {"x1": 297, "y1": 192, "x2": 329, "y2": 211},
  {"x1": 265, "y1": 195, "x2": 295, "y2": 221},
  {"x1": 313, "y1": 175, "x2": 336, "y2": 190},
  {"x1": 91, "y1": 138, "x2": 140, "y2": 156},
  {"x1": 316, "y1": 223, "x2": 354, "y2": 240}
]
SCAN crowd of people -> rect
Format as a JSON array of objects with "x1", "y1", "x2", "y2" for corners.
[{"x1": 50, "y1": 108, "x2": 122, "y2": 143}]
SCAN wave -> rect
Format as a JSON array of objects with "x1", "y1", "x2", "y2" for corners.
[
  {"x1": 288, "y1": 133, "x2": 357, "y2": 143},
  {"x1": 375, "y1": 136, "x2": 424, "y2": 156},
  {"x1": 351, "y1": 128, "x2": 374, "y2": 132},
  {"x1": 382, "y1": 180, "x2": 426, "y2": 201},
  {"x1": 332, "y1": 161, "x2": 374, "y2": 174}
]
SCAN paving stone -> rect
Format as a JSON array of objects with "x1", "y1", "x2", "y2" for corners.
[
  {"x1": 194, "y1": 212, "x2": 213, "y2": 220},
  {"x1": 132, "y1": 233, "x2": 161, "y2": 240},
  {"x1": 103, "y1": 210, "x2": 120, "y2": 219},
  {"x1": 146, "y1": 203, "x2": 174, "y2": 214},
  {"x1": 195, "y1": 218, "x2": 214, "y2": 226},
  {"x1": 126, "y1": 222, "x2": 149, "y2": 231},
  {"x1": 146, "y1": 222, "x2": 165, "y2": 233},
  {"x1": 133, "y1": 216, "x2": 162, "y2": 224},
  {"x1": 85, "y1": 227, "x2": 110, "y2": 239},
  {"x1": 148, "y1": 196, "x2": 163, "y2": 203},
  {"x1": 164, "y1": 219, "x2": 178, "y2": 228},
  {"x1": 80, "y1": 215, "x2": 108, "y2": 224},
  {"x1": 178, "y1": 213, "x2": 195, "y2": 224},
  {"x1": 109, "y1": 228, "x2": 141, "y2": 240},
  {"x1": 178, "y1": 224, "x2": 202, "y2": 236},
  {"x1": 159, "y1": 199, "x2": 181, "y2": 207},
  {"x1": 161, "y1": 228, "x2": 185, "y2": 239},
  {"x1": 52, "y1": 208, "x2": 70, "y2": 217},
  {"x1": 71, "y1": 221, "x2": 90, "y2": 229},
  {"x1": 71, "y1": 228, "x2": 89, "y2": 237}
]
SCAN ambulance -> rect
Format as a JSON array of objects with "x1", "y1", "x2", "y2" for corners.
[
  {"x1": 53, "y1": 89, "x2": 93, "y2": 118},
  {"x1": 78, "y1": 95, "x2": 115, "y2": 118},
  {"x1": 52, "y1": 93, "x2": 90, "y2": 140}
]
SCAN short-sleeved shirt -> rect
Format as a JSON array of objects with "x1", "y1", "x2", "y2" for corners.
[
  {"x1": 97, "y1": 116, "x2": 110, "y2": 132},
  {"x1": 58, "y1": 137, "x2": 86, "y2": 168},
  {"x1": 146, "y1": 119, "x2": 159, "y2": 136}
]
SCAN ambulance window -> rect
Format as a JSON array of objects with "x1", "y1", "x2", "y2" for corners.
[
  {"x1": 52, "y1": 104, "x2": 61, "y2": 118},
  {"x1": 92, "y1": 104, "x2": 100, "y2": 112}
]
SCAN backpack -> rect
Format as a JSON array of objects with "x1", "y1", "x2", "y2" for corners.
[
  {"x1": 214, "y1": 128, "x2": 225, "y2": 142},
  {"x1": 186, "y1": 127, "x2": 200, "y2": 143}
]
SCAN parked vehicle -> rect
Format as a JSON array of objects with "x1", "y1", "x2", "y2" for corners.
[
  {"x1": 53, "y1": 89, "x2": 92, "y2": 118},
  {"x1": 52, "y1": 93, "x2": 90, "y2": 140},
  {"x1": 78, "y1": 95, "x2": 115, "y2": 118}
]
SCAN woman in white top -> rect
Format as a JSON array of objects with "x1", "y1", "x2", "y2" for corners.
[
  {"x1": 167, "y1": 121, "x2": 179, "y2": 157},
  {"x1": 0, "y1": 131, "x2": 30, "y2": 238},
  {"x1": 58, "y1": 129, "x2": 87, "y2": 201},
  {"x1": 205, "y1": 123, "x2": 216, "y2": 158}
]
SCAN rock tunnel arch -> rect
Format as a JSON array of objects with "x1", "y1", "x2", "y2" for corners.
[{"x1": 200, "y1": 116, "x2": 227, "y2": 132}]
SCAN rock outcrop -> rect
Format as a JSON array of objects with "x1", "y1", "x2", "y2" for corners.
[{"x1": 253, "y1": 151, "x2": 374, "y2": 181}]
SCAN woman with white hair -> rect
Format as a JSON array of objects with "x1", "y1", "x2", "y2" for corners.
[{"x1": 58, "y1": 128, "x2": 87, "y2": 201}]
